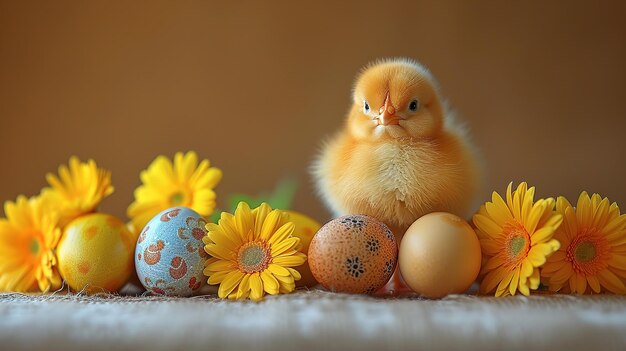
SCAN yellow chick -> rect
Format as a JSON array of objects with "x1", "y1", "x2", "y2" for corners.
[{"x1": 312, "y1": 58, "x2": 481, "y2": 239}]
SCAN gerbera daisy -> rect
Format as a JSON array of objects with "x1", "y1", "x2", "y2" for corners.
[
  {"x1": 127, "y1": 151, "x2": 222, "y2": 233},
  {"x1": 203, "y1": 202, "x2": 306, "y2": 301},
  {"x1": 541, "y1": 192, "x2": 626, "y2": 294},
  {"x1": 0, "y1": 195, "x2": 62, "y2": 292},
  {"x1": 41, "y1": 156, "x2": 114, "y2": 226},
  {"x1": 473, "y1": 182, "x2": 562, "y2": 296}
]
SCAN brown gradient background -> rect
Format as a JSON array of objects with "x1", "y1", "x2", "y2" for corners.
[{"x1": 1, "y1": 1, "x2": 625, "y2": 222}]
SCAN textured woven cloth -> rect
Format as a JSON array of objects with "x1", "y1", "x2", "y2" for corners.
[{"x1": 1, "y1": 290, "x2": 625, "y2": 351}]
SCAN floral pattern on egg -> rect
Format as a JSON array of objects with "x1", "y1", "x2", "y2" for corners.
[
  {"x1": 308, "y1": 215, "x2": 398, "y2": 294},
  {"x1": 135, "y1": 207, "x2": 209, "y2": 296}
]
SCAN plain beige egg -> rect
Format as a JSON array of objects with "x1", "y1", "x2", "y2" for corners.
[{"x1": 399, "y1": 212, "x2": 481, "y2": 298}]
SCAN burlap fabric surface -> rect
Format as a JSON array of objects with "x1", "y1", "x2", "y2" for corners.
[{"x1": 1, "y1": 290, "x2": 625, "y2": 351}]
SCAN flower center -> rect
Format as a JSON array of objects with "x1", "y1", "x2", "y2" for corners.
[
  {"x1": 567, "y1": 228, "x2": 608, "y2": 275},
  {"x1": 510, "y1": 236, "x2": 526, "y2": 256},
  {"x1": 237, "y1": 241, "x2": 271, "y2": 274},
  {"x1": 503, "y1": 221, "x2": 531, "y2": 267},
  {"x1": 574, "y1": 241, "x2": 596, "y2": 262},
  {"x1": 170, "y1": 192, "x2": 186, "y2": 206},
  {"x1": 29, "y1": 238, "x2": 40, "y2": 255}
]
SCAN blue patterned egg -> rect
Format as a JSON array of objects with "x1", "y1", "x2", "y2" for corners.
[{"x1": 135, "y1": 207, "x2": 209, "y2": 296}]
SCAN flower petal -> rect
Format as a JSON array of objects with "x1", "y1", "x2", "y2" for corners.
[
  {"x1": 495, "y1": 270, "x2": 515, "y2": 297},
  {"x1": 511, "y1": 183, "x2": 525, "y2": 221},
  {"x1": 236, "y1": 274, "x2": 251, "y2": 300},
  {"x1": 273, "y1": 254, "x2": 306, "y2": 267},
  {"x1": 259, "y1": 209, "x2": 282, "y2": 242},
  {"x1": 562, "y1": 207, "x2": 578, "y2": 241},
  {"x1": 204, "y1": 259, "x2": 237, "y2": 272},
  {"x1": 207, "y1": 230, "x2": 239, "y2": 253},
  {"x1": 473, "y1": 214, "x2": 502, "y2": 239},
  {"x1": 525, "y1": 200, "x2": 546, "y2": 234},
  {"x1": 576, "y1": 192, "x2": 593, "y2": 228},
  {"x1": 547, "y1": 262, "x2": 573, "y2": 285},
  {"x1": 204, "y1": 243, "x2": 235, "y2": 261},
  {"x1": 274, "y1": 273, "x2": 296, "y2": 293},
  {"x1": 267, "y1": 263, "x2": 290, "y2": 277},
  {"x1": 261, "y1": 271, "x2": 279, "y2": 295},
  {"x1": 485, "y1": 192, "x2": 513, "y2": 226},
  {"x1": 483, "y1": 255, "x2": 506, "y2": 272},
  {"x1": 505, "y1": 182, "x2": 514, "y2": 212},
  {"x1": 598, "y1": 269, "x2": 626, "y2": 294},
  {"x1": 527, "y1": 247, "x2": 547, "y2": 267},
  {"x1": 253, "y1": 203, "x2": 272, "y2": 239},
  {"x1": 479, "y1": 239, "x2": 501, "y2": 256},
  {"x1": 218, "y1": 213, "x2": 244, "y2": 245},
  {"x1": 541, "y1": 260, "x2": 564, "y2": 274},
  {"x1": 604, "y1": 212, "x2": 626, "y2": 234},
  {"x1": 509, "y1": 266, "x2": 521, "y2": 296},
  {"x1": 194, "y1": 167, "x2": 222, "y2": 190},
  {"x1": 569, "y1": 274, "x2": 577, "y2": 293},
  {"x1": 587, "y1": 275, "x2": 601, "y2": 293},
  {"x1": 234, "y1": 202, "x2": 254, "y2": 240},
  {"x1": 268, "y1": 222, "x2": 295, "y2": 245},
  {"x1": 591, "y1": 197, "x2": 610, "y2": 230},
  {"x1": 521, "y1": 186, "x2": 535, "y2": 224},
  {"x1": 207, "y1": 269, "x2": 231, "y2": 285},
  {"x1": 556, "y1": 196, "x2": 573, "y2": 214},
  {"x1": 217, "y1": 270, "x2": 244, "y2": 298},
  {"x1": 530, "y1": 226, "x2": 554, "y2": 245},
  {"x1": 575, "y1": 273, "x2": 587, "y2": 294},
  {"x1": 287, "y1": 267, "x2": 302, "y2": 280},
  {"x1": 549, "y1": 250, "x2": 566, "y2": 262},
  {"x1": 271, "y1": 237, "x2": 300, "y2": 257},
  {"x1": 521, "y1": 259, "x2": 534, "y2": 278},
  {"x1": 529, "y1": 269, "x2": 540, "y2": 289},
  {"x1": 518, "y1": 281, "x2": 530, "y2": 296},
  {"x1": 249, "y1": 273, "x2": 264, "y2": 301},
  {"x1": 608, "y1": 254, "x2": 626, "y2": 270}
]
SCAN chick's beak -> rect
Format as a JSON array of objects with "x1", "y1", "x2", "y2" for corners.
[{"x1": 377, "y1": 94, "x2": 401, "y2": 126}]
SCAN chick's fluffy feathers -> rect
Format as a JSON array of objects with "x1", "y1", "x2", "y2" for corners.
[{"x1": 312, "y1": 58, "x2": 481, "y2": 236}]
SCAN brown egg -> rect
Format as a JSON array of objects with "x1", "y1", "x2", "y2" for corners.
[
  {"x1": 308, "y1": 215, "x2": 398, "y2": 294},
  {"x1": 399, "y1": 212, "x2": 481, "y2": 298}
]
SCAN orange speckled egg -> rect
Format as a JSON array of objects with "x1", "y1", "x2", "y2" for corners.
[
  {"x1": 399, "y1": 212, "x2": 481, "y2": 298},
  {"x1": 57, "y1": 213, "x2": 135, "y2": 294},
  {"x1": 286, "y1": 211, "x2": 321, "y2": 287},
  {"x1": 309, "y1": 215, "x2": 398, "y2": 294}
]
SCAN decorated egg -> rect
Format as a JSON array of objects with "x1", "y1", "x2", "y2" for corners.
[
  {"x1": 399, "y1": 212, "x2": 481, "y2": 298},
  {"x1": 286, "y1": 211, "x2": 321, "y2": 287},
  {"x1": 135, "y1": 207, "x2": 209, "y2": 296},
  {"x1": 57, "y1": 213, "x2": 135, "y2": 293},
  {"x1": 308, "y1": 215, "x2": 398, "y2": 294}
]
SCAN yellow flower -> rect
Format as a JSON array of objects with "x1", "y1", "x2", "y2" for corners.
[
  {"x1": 473, "y1": 182, "x2": 562, "y2": 296},
  {"x1": 127, "y1": 151, "x2": 222, "y2": 232},
  {"x1": 41, "y1": 156, "x2": 114, "y2": 226},
  {"x1": 203, "y1": 202, "x2": 306, "y2": 301},
  {"x1": 0, "y1": 196, "x2": 62, "y2": 292},
  {"x1": 541, "y1": 192, "x2": 626, "y2": 294}
]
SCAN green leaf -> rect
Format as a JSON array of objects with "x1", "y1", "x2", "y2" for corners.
[
  {"x1": 209, "y1": 209, "x2": 222, "y2": 224},
  {"x1": 268, "y1": 177, "x2": 298, "y2": 210},
  {"x1": 228, "y1": 194, "x2": 263, "y2": 211},
  {"x1": 225, "y1": 177, "x2": 299, "y2": 212}
]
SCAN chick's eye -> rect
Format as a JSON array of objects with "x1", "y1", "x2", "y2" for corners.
[
  {"x1": 409, "y1": 100, "x2": 419, "y2": 112},
  {"x1": 364, "y1": 100, "x2": 370, "y2": 112}
]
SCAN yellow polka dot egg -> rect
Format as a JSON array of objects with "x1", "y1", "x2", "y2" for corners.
[
  {"x1": 135, "y1": 207, "x2": 209, "y2": 296},
  {"x1": 57, "y1": 213, "x2": 135, "y2": 294}
]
